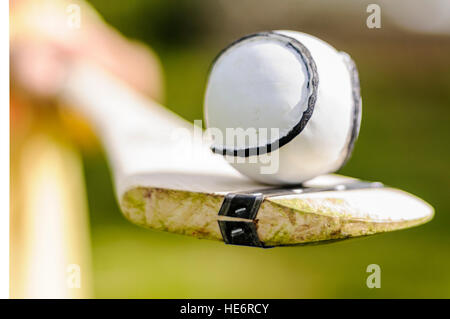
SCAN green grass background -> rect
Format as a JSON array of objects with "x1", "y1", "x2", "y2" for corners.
[{"x1": 84, "y1": 0, "x2": 450, "y2": 298}]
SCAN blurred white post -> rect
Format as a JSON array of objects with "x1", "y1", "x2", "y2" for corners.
[{"x1": 10, "y1": 133, "x2": 93, "y2": 298}]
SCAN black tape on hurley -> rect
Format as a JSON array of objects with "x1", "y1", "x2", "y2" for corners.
[{"x1": 218, "y1": 193, "x2": 266, "y2": 248}]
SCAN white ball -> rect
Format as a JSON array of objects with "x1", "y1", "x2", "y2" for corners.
[{"x1": 204, "y1": 31, "x2": 361, "y2": 185}]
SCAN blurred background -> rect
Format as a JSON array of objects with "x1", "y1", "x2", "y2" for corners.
[{"x1": 10, "y1": 0, "x2": 450, "y2": 298}]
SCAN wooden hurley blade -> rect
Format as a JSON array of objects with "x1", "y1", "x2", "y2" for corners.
[{"x1": 119, "y1": 175, "x2": 434, "y2": 247}]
